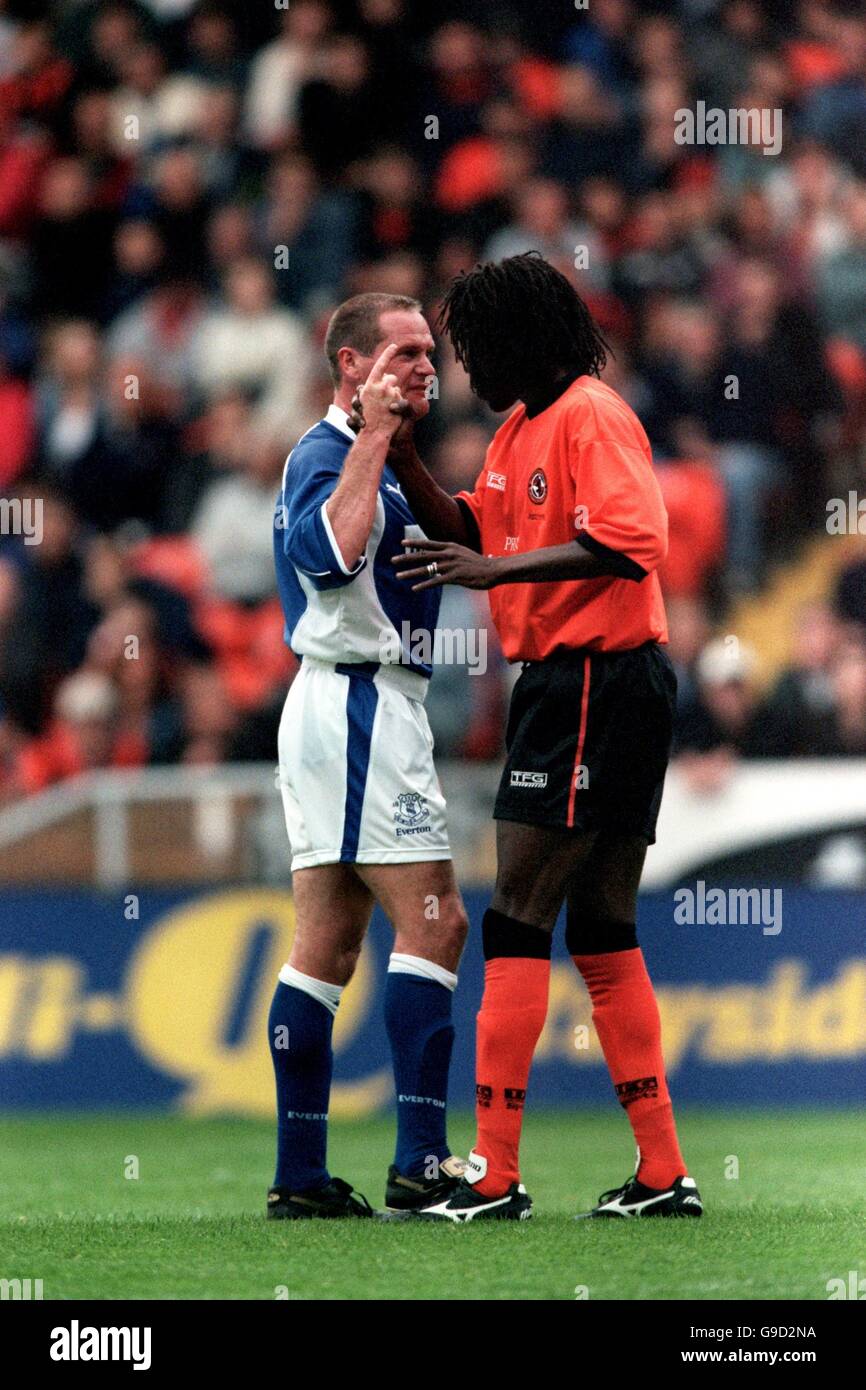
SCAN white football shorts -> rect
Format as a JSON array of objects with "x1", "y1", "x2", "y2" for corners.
[{"x1": 277, "y1": 657, "x2": 452, "y2": 870}]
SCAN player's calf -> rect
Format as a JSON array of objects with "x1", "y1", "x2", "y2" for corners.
[{"x1": 568, "y1": 912, "x2": 691, "y2": 1192}]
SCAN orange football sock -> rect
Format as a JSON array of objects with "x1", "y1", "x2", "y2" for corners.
[
  {"x1": 473, "y1": 955, "x2": 550, "y2": 1197},
  {"x1": 573, "y1": 948, "x2": 686, "y2": 1190}
]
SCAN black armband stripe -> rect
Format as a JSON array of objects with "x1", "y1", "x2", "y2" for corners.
[
  {"x1": 455, "y1": 496, "x2": 482, "y2": 552},
  {"x1": 575, "y1": 530, "x2": 647, "y2": 582}
]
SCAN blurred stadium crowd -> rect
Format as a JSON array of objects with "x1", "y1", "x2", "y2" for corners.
[{"x1": 2, "y1": 0, "x2": 866, "y2": 800}]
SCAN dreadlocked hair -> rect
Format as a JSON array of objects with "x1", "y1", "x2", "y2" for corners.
[{"x1": 438, "y1": 251, "x2": 610, "y2": 390}]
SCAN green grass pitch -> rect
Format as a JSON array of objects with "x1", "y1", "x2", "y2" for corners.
[{"x1": 2, "y1": 1110, "x2": 863, "y2": 1301}]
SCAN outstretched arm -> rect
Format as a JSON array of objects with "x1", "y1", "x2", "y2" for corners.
[{"x1": 392, "y1": 537, "x2": 619, "y2": 590}]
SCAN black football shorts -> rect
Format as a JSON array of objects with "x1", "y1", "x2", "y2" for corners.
[{"x1": 493, "y1": 642, "x2": 677, "y2": 843}]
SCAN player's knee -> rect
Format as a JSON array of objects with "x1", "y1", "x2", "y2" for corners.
[
  {"x1": 490, "y1": 879, "x2": 559, "y2": 930},
  {"x1": 334, "y1": 943, "x2": 363, "y2": 985},
  {"x1": 430, "y1": 894, "x2": 469, "y2": 963},
  {"x1": 397, "y1": 893, "x2": 467, "y2": 970},
  {"x1": 490, "y1": 867, "x2": 531, "y2": 921},
  {"x1": 290, "y1": 940, "x2": 362, "y2": 989}
]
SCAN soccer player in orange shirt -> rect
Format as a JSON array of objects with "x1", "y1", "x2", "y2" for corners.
[{"x1": 388, "y1": 253, "x2": 702, "y2": 1221}]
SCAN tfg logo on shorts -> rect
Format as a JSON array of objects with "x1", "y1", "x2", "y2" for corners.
[
  {"x1": 50, "y1": 1321, "x2": 152, "y2": 1370},
  {"x1": 510, "y1": 770, "x2": 548, "y2": 788}
]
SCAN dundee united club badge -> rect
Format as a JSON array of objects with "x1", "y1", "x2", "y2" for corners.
[{"x1": 528, "y1": 468, "x2": 548, "y2": 503}]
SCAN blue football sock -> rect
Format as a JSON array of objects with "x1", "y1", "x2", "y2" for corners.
[
  {"x1": 385, "y1": 956, "x2": 457, "y2": 1177},
  {"x1": 268, "y1": 970, "x2": 341, "y2": 1193}
]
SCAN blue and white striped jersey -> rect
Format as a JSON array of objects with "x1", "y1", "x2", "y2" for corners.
[{"x1": 273, "y1": 405, "x2": 442, "y2": 678}]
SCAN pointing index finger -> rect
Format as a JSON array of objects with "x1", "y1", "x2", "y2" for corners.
[{"x1": 367, "y1": 342, "x2": 400, "y2": 382}]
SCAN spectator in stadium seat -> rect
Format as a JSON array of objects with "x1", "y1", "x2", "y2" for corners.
[
  {"x1": 561, "y1": 0, "x2": 636, "y2": 97},
  {"x1": 83, "y1": 353, "x2": 179, "y2": 530},
  {"x1": 177, "y1": 662, "x2": 236, "y2": 765},
  {"x1": 84, "y1": 592, "x2": 185, "y2": 766},
  {"x1": 819, "y1": 636, "x2": 866, "y2": 756},
  {"x1": 190, "y1": 84, "x2": 252, "y2": 202},
  {"x1": 483, "y1": 177, "x2": 610, "y2": 292},
  {"x1": 29, "y1": 159, "x2": 114, "y2": 321},
  {"x1": 191, "y1": 428, "x2": 283, "y2": 605},
  {"x1": 764, "y1": 140, "x2": 850, "y2": 277},
  {"x1": 358, "y1": 0, "x2": 414, "y2": 116},
  {"x1": 758, "y1": 602, "x2": 844, "y2": 757},
  {"x1": 258, "y1": 154, "x2": 358, "y2": 314},
  {"x1": 416, "y1": 21, "x2": 491, "y2": 169},
  {"x1": 0, "y1": 349, "x2": 33, "y2": 490},
  {"x1": 66, "y1": 1, "x2": 149, "y2": 89},
  {"x1": 834, "y1": 544, "x2": 866, "y2": 632},
  {"x1": 299, "y1": 33, "x2": 382, "y2": 179},
  {"x1": 355, "y1": 146, "x2": 425, "y2": 263},
  {"x1": 37, "y1": 328, "x2": 178, "y2": 532},
  {"x1": 192, "y1": 256, "x2": 310, "y2": 441},
  {"x1": 673, "y1": 638, "x2": 789, "y2": 790},
  {"x1": 433, "y1": 100, "x2": 536, "y2": 226},
  {"x1": 71, "y1": 88, "x2": 133, "y2": 215},
  {"x1": 0, "y1": 18, "x2": 72, "y2": 125},
  {"x1": 244, "y1": 0, "x2": 332, "y2": 152},
  {"x1": 205, "y1": 201, "x2": 255, "y2": 287},
  {"x1": 798, "y1": 11, "x2": 866, "y2": 175},
  {"x1": 107, "y1": 273, "x2": 207, "y2": 414},
  {"x1": 143, "y1": 145, "x2": 210, "y2": 278},
  {"x1": 541, "y1": 62, "x2": 628, "y2": 191},
  {"x1": 36, "y1": 321, "x2": 104, "y2": 493},
  {"x1": 614, "y1": 193, "x2": 708, "y2": 309},
  {"x1": 16, "y1": 669, "x2": 147, "y2": 793},
  {"x1": 183, "y1": 3, "x2": 247, "y2": 91},
  {"x1": 111, "y1": 37, "x2": 224, "y2": 155},
  {"x1": 0, "y1": 105, "x2": 50, "y2": 240},
  {"x1": 689, "y1": 0, "x2": 768, "y2": 112},
  {"x1": 159, "y1": 387, "x2": 252, "y2": 533},
  {"x1": 101, "y1": 219, "x2": 167, "y2": 324},
  {"x1": 816, "y1": 180, "x2": 866, "y2": 358}
]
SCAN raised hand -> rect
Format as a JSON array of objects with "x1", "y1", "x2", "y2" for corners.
[{"x1": 350, "y1": 343, "x2": 412, "y2": 438}]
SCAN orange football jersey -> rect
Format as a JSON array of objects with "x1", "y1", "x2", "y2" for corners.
[{"x1": 456, "y1": 375, "x2": 669, "y2": 661}]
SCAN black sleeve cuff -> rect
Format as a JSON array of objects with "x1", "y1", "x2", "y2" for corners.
[
  {"x1": 575, "y1": 530, "x2": 648, "y2": 581},
  {"x1": 456, "y1": 496, "x2": 482, "y2": 552}
]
